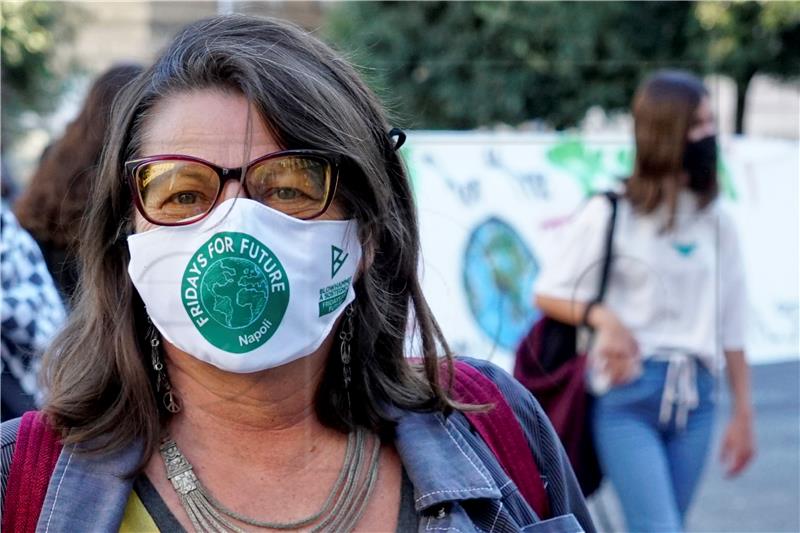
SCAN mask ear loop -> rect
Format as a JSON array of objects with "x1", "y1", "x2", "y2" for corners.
[{"x1": 388, "y1": 128, "x2": 406, "y2": 152}]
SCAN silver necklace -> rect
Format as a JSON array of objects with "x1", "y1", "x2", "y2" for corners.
[{"x1": 160, "y1": 426, "x2": 381, "y2": 533}]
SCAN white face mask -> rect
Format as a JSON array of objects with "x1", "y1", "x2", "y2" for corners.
[{"x1": 128, "y1": 198, "x2": 362, "y2": 373}]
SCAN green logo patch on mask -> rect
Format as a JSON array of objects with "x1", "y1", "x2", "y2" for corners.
[
  {"x1": 181, "y1": 232, "x2": 289, "y2": 353},
  {"x1": 318, "y1": 277, "x2": 352, "y2": 317}
]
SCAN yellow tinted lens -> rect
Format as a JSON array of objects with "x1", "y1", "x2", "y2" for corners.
[
  {"x1": 137, "y1": 160, "x2": 219, "y2": 223},
  {"x1": 246, "y1": 155, "x2": 331, "y2": 218}
]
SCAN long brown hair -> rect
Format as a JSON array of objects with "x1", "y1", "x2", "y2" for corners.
[
  {"x1": 15, "y1": 65, "x2": 143, "y2": 250},
  {"x1": 626, "y1": 70, "x2": 717, "y2": 230},
  {"x1": 41, "y1": 16, "x2": 458, "y2": 467}
]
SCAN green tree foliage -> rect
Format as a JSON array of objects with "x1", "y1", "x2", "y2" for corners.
[
  {"x1": 326, "y1": 1, "x2": 706, "y2": 129},
  {"x1": 1, "y1": 1, "x2": 74, "y2": 143},
  {"x1": 696, "y1": 1, "x2": 800, "y2": 133}
]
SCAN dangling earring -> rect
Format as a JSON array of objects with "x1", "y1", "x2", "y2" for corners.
[
  {"x1": 339, "y1": 305, "x2": 355, "y2": 408},
  {"x1": 147, "y1": 317, "x2": 181, "y2": 414}
]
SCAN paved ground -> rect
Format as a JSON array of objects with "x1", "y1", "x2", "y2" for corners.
[{"x1": 587, "y1": 360, "x2": 800, "y2": 533}]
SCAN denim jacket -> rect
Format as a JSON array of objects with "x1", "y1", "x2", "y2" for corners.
[{"x1": 1, "y1": 358, "x2": 594, "y2": 532}]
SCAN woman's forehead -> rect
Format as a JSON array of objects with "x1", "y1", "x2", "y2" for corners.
[{"x1": 140, "y1": 89, "x2": 279, "y2": 164}]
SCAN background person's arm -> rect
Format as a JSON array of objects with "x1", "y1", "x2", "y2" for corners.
[
  {"x1": 720, "y1": 349, "x2": 755, "y2": 477},
  {"x1": 533, "y1": 294, "x2": 589, "y2": 326},
  {"x1": 716, "y1": 208, "x2": 754, "y2": 477},
  {"x1": 535, "y1": 295, "x2": 640, "y2": 385}
]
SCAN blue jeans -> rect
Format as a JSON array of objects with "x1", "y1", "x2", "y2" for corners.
[{"x1": 592, "y1": 359, "x2": 715, "y2": 533}]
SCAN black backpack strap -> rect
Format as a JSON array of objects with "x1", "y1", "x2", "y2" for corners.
[
  {"x1": 596, "y1": 191, "x2": 619, "y2": 302},
  {"x1": 581, "y1": 191, "x2": 619, "y2": 326}
]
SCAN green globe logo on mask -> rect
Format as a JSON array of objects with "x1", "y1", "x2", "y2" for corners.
[{"x1": 181, "y1": 232, "x2": 289, "y2": 353}]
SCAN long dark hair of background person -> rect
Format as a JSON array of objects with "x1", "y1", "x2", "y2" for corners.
[{"x1": 14, "y1": 64, "x2": 143, "y2": 303}]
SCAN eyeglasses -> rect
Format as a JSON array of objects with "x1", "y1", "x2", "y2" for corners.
[{"x1": 125, "y1": 150, "x2": 341, "y2": 226}]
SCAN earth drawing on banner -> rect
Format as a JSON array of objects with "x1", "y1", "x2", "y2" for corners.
[{"x1": 463, "y1": 217, "x2": 540, "y2": 351}]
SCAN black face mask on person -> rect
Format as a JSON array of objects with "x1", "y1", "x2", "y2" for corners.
[{"x1": 683, "y1": 135, "x2": 717, "y2": 192}]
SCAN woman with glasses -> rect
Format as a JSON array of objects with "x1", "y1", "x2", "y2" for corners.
[
  {"x1": 0, "y1": 16, "x2": 593, "y2": 533},
  {"x1": 535, "y1": 71, "x2": 755, "y2": 532}
]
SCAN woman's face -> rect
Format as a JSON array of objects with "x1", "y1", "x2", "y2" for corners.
[
  {"x1": 687, "y1": 96, "x2": 716, "y2": 142},
  {"x1": 134, "y1": 89, "x2": 346, "y2": 233}
]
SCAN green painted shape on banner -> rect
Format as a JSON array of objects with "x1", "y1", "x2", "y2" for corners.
[
  {"x1": 616, "y1": 147, "x2": 634, "y2": 175},
  {"x1": 718, "y1": 157, "x2": 738, "y2": 201},
  {"x1": 546, "y1": 138, "x2": 604, "y2": 197},
  {"x1": 400, "y1": 144, "x2": 418, "y2": 201}
]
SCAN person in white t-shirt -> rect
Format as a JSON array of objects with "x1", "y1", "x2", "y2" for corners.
[{"x1": 535, "y1": 70, "x2": 755, "y2": 532}]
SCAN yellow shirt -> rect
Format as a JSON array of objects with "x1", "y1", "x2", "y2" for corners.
[{"x1": 119, "y1": 491, "x2": 160, "y2": 532}]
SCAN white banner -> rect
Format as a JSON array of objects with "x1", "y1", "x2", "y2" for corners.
[{"x1": 405, "y1": 132, "x2": 799, "y2": 370}]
